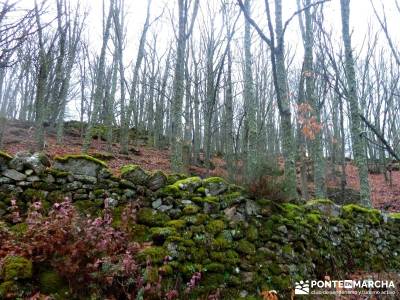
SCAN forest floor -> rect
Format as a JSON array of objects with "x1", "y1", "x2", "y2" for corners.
[{"x1": 2, "y1": 119, "x2": 399, "y2": 212}]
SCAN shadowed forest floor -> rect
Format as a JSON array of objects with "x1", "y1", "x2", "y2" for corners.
[{"x1": 2, "y1": 119, "x2": 399, "y2": 212}]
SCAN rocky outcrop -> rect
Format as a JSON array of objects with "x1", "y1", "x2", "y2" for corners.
[{"x1": 0, "y1": 151, "x2": 399, "y2": 298}]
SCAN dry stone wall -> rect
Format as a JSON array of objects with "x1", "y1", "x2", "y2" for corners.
[{"x1": 0, "y1": 151, "x2": 399, "y2": 298}]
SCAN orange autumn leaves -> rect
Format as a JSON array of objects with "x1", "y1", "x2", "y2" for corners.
[{"x1": 297, "y1": 102, "x2": 322, "y2": 140}]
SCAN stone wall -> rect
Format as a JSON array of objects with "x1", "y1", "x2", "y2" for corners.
[{"x1": 1, "y1": 151, "x2": 399, "y2": 298}]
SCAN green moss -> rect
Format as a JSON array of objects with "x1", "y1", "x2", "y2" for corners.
[
  {"x1": 342, "y1": 204, "x2": 381, "y2": 224},
  {"x1": 201, "y1": 273, "x2": 225, "y2": 289},
  {"x1": 159, "y1": 185, "x2": 187, "y2": 198},
  {"x1": 10, "y1": 223, "x2": 28, "y2": 237},
  {"x1": 203, "y1": 177, "x2": 226, "y2": 184},
  {"x1": 175, "y1": 176, "x2": 202, "y2": 186},
  {"x1": 246, "y1": 225, "x2": 258, "y2": 242},
  {"x1": 196, "y1": 187, "x2": 206, "y2": 194},
  {"x1": 204, "y1": 262, "x2": 225, "y2": 273},
  {"x1": 137, "y1": 208, "x2": 170, "y2": 226},
  {"x1": 211, "y1": 237, "x2": 231, "y2": 250},
  {"x1": 144, "y1": 267, "x2": 159, "y2": 283},
  {"x1": 2, "y1": 256, "x2": 32, "y2": 281},
  {"x1": 282, "y1": 244, "x2": 293, "y2": 255},
  {"x1": 183, "y1": 213, "x2": 208, "y2": 225},
  {"x1": 74, "y1": 200, "x2": 102, "y2": 216},
  {"x1": 0, "y1": 281, "x2": 17, "y2": 298},
  {"x1": 271, "y1": 275, "x2": 291, "y2": 290},
  {"x1": 89, "y1": 151, "x2": 114, "y2": 161},
  {"x1": 206, "y1": 220, "x2": 225, "y2": 235},
  {"x1": 166, "y1": 173, "x2": 187, "y2": 185},
  {"x1": 171, "y1": 176, "x2": 202, "y2": 192},
  {"x1": 0, "y1": 150, "x2": 12, "y2": 160},
  {"x1": 39, "y1": 270, "x2": 68, "y2": 294},
  {"x1": 166, "y1": 219, "x2": 187, "y2": 229},
  {"x1": 55, "y1": 154, "x2": 107, "y2": 167},
  {"x1": 159, "y1": 264, "x2": 173, "y2": 276},
  {"x1": 388, "y1": 212, "x2": 400, "y2": 219},
  {"x1": 192, "y1": 196, "x2": 219, "y2": 204},
  {"x1": 47, "y1": 191, "x2": 65, "y2": 203},
  {"x1": 137, "y1": 246, "x2": 167, "y2": 263},
  {"x1": 150, "y1": 227, "x2": 176, "y2": 242},
  {"x1": 306, "y1": 213, "x2": 321, "y2": 224},
  {"x1": 22, "y1": 188, "x2": 46, "y2": 202},
  {"x1": 236, "y1": 239, "x2": 256, "y2": 255},
  {"x1": 183, "y1": 204, "x2": 200, "y2": 215},
  {"x1": 281, "y1": 203, "x2": 304, "y2": 219},
  {"x1": 210, "y1": 250, "x2": 240, "y2": 264},
  {"x1": 47, "y1": 168, "x2": 70, "y2": 177},
  {"x1": 306, "y1": 198, "x2": 335, "y2": 206},
  {"x1": 130, "y1": 224, "x2": 150, "y2": 242},
  {"x1": 120, "y1": 164, "x2": 140, "y2": 175}
]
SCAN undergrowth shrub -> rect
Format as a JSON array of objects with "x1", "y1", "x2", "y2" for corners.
[
  {"x1": 0, "y1": 199, "x2": 203, "y2": 299},
  {"x1": 248, "y1": 175, "x2": 291, "y2": 202}
]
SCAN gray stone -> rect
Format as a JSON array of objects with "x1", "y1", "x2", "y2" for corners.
[
  {"x1": 239, "y1": 290, "x2": 248, "y2": 298},
  {"x1": 54, "y1": 156, "x2": 104, "y2": 177},
  {"x1": 121, "y1": 166, "x2": 150, "y2": 185},
  {"x1": 64, "y1": 181, "x2": 82, "y2": 191},
  {"x1": 16, "y1": 181, "x2": 32, "y2": 187},
  {"x1": 158, "y1": 204, "x2": 173, "y2": 212},
  {"x1": 181, "y1": 200, "x2": 193, "y2": 205},
  {"x1": 203, "y1": 179, "x2": 228, "y2": 196},
  {"x1": 0, "y1": 184, "x2": 22, "y2": 193},
  {"x1": 245, "y1": 200, "x2": 260, "y2": 216},
  {"x1": 120, "y1": 179, "x2": 136, "y2": 189},
  {"x1": 73, "y1": 194, "x2": 89, "y2": 200},
  {"x1": 44, "y1": 174, "x2": 55, "y2": 184},
  {"x1": 147, "y1": 171, "x2": 167, "y2": 191},
  {"x1": 2, "y1": 169, "x2": 27, "y2": 181},
  {"x1": 152, "y1": 199, "x2": 162, "y2": 209},
  {"x1": 74, "y1": 174, "x2": 97, "y2": 184},
  {"x1": 277, "y1": 225, "x2": 288, "y2": 234},
  {"x1": 0, "y1": 176, "x2": 12, "y2": 184},
  {"x1": 27, "y1": 176, "x2": 40, "y2": 182},
  {"x1": 105, "y1": 197, "x2": 118, "y2": 207},
  {"x1": 25, "y1": 169, "x2": 34, "y2": 176},
  {"x1": 124, "y1": 189, "x2": 136, "y2": 199},
  {"x1": 9, "y1": 152, "x2": 50, "y2": 174},
  {"x1": 98, "y1": 168, "x2": 112, "y2": 179},
  {"x1": 56, "y1": 178, "x2": 67, "y2": 184}
]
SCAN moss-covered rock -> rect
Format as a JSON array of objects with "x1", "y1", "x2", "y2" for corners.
[
  {"x1": 137, "y1": 246, "x2": 168, "y2": 263},
  {"x1": 137, "y1": 208, "x2": 170, "y2": 226},
  {"x1": 172, "y1": 176, "x2": 202, "y2": 192},
  {"x1": 54, "y1": 154, "x2": 106, "y2": 177},
  {"x1": 1, "y1": 256, "x2": 32, "y2": 281},
  {"x1": 38, "y1": 270, "x2": 68, "y2": 295},
  {"x1": 120, "y1": 164, "x2": 150, "y2": 185},
  {"x1": 0, "y1": 281, "x2": 17, "y2": 298},
  {"x1": 236, "y1": 239, "x2": 256, "y2": 255},
  {"x1": 342, "y1": 204, "x2": 382, "y2": 224},
  {"x1": 183, "y1": 204, "x2": 200, "y2": 215},
  {"x1": 206, "y1": 220, "x2": 225, "y2": 235},
  {"x1": 166, "y1": 219, "x2": 187, "y2": 229}
]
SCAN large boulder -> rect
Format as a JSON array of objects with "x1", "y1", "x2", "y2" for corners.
[
  {"x1": 8, "y1": 152, "x2": 50, "y2": 175},
  {"x1": 53, "y1": 155, "x2": 107, "y2": 178},
  {"x1": 120, "y1": 164, "x2": 150, "y2": 185}
]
